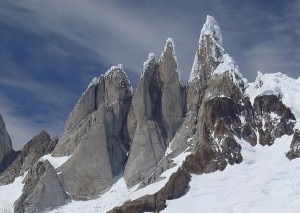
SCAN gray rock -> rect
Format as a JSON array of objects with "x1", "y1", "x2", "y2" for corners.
[
  {"x1": 14, "y1": 160, "x2": 69, "y2": 213},
  {"x1": 124, "y1": 120, "x2": 166, "y2": 188},
  {"x1": 286, "y1": 129, "x2": 300, "y2": 160},
  {"x1": 53, "y1": 65, "x2": 132, "y2": 157},
  {"x1": 124, "y1": 40, "x2": 184, "y2": 188},
  {"x1": 57, "y1": 108, "x2": 113, "y2": 199},
  {"x1": 53, "y1": 84, "x2": 97, "y2": 157},
  {"x1": 0, "y1": 113, "x2": 13, "y2": 164},
  {"x1": 54, "y1": 65, "x2": 132, "y2": 198},
  {"x1": 156, "y1": 39, "x2": 185, "y2": 142},
  {"x1": 0, "y1": 130, "x2": 55, "y2": 185},
  {"x1": 187, "y1": 15, "x2": 225, "y2": 112}
]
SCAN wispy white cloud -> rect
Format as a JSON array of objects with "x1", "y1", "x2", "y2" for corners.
[
  {"x1": 0, "y1": 94, "x2": 65, "y2": 150},
  {"x1": 0, "y1": 0, "x2": 201, "y2": 80}
]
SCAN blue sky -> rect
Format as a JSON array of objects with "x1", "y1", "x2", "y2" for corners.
[{"x1": 0, "y1": 0, "x2": 299, "y2": 149}]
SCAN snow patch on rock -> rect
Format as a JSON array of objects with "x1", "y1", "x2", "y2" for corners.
[
  {"x1": 246, "y1": 72, "x2": 300, "y2": 128},
  {"x1": 213, "y1": 54, "x2": 248, "y2": 87}
]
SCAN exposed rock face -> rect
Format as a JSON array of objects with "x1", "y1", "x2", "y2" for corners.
[
  {"x1": 0, "y1": 131, "x2": 56, "y2": 185},
  {"x1": 187, "y1": 15, "x2": 225, "y2": 112},
  {"x1": 286, "y1": 129, "x2": 300, "y2": 160},
  {"x1": 54, "y1": 65, "x2": 133, "y2": 198},
  {"x1": 253, "y1": 95, "x2": 295, "y2": 145},
  {"x1": 109, "y1": 167, "x2": 191, "y2": 213},
  {"x1": 57, "y1": 108, "x2": 113, "y2": 199},
  {"x1": 14, "y1": 160, "x2": 69, "y2": 213},
  {"x1": 0, "y1": 113, "x2": 13, "y2": 165},
  {"x1": 53, "y1": 65, "x2": 132, "y2": 158},
  {"x1": 157, "y1": 39, "x2": 185, "y2": 141},
  {"x1": 168, "y1": 16, "x2": 247, "y2": 174},
  {"x1": 170, "y1": 16, "x2": 229, "y2": 153},
  {"x1": 124, "y1": 39, "x2": 185, "y2": 188}
]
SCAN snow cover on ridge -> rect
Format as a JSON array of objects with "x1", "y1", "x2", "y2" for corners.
[
  {"x1": 40, "y1": 154, "x2": 71, "y2": 169},
  {"x1": 246, "y1": 72, "x2": 300, "y2": 129},
  {"x1": 84, "y1": 63, "x2": 133, "y2": 94},
  {"x1": 141, "y1": 53, "x2": 156, "y2": 79},
  {"x1": 200, "y1": 15, "x2": 223, "y2": 46},
  {"x1": 189, "y1": 15, "x2": 225, "y2": 84},
  {"x1": 213, "y1": 54, "x2": 248, "y2": 87}
]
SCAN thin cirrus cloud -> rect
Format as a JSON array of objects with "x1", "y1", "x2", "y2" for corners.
[{"x1": 0, "y1": 0, "x2": 299, "y2": 149}]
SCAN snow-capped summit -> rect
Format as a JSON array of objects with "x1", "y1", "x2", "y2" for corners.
[
  {"x1": 247, "y1": 71, "x2": 300, "y2": 128},
  {"x1": 212, "y1": 53, "x2": 248, "y2": 88},
  {"x1": 200, "y1": 15, "x2": 223, "y2": 46},
  {"x1": 141, "y1": 53, "x2": 157, "y2": 79},
  {"x1": 189, "y1": 15, "x2": 225, "y2": 86}
]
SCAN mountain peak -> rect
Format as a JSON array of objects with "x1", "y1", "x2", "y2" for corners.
[
  {"x1": 163, "y1": 38, "x2": 175, "y2": 54},
  {"x1": 188, "y1": 15, "x2": 225, "y2": 86},
  {"x1": 104, "y1": 64, "x2": 125, "y2": 78},
  {"x1": 141, "y1": 53, "x2": 157, "y2": 79},
  {"x1": 200, "y1": 15, "x2": 223, "y2": 46}
]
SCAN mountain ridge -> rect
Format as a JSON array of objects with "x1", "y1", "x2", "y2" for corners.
[{"x1": 0, "y1": 15, "x2": 299, "y2": 213}]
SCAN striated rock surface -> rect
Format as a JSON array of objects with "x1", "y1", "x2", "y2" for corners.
[
  {"x1": 0, "y1": 113, "x2": 14, "y2": 165},
  {"x1": 124, "y1": 39, "x2": 185, "y2": 188},
  {"x1": 55, "y1": 65, "x2": 133, "y2": 198},
  {"x1": 57, "y1": 108, "x2": 113, "y2": 199},
  {"x1": 187, "y1": 15, "x2": 225, "y2": 112},
  {"x1": 14, "y1": 160, "x2": 69, "y2": 213},
  {"x1": 0, "y1": 130, "x2": 56, "y2": 185},
  {"x1": 53, "y1": 64, "x2": 132, "y2": 158}
]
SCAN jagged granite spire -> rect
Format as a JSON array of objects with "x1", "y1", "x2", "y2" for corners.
[
  {"x1": 52, "y1": 64, "x2": 133, "y2": 198},
  {"x1": 53, "y1": 64, "x2": 132, "y2": 157},
  {"x1": 124, "y1": 38, "x2": 185, "y2": 187},
  {"x1": 158, "y1": 38, "x2": 185, "y2": 141},
  {"x1": 189, "y1": 15, "x2": 225, "y2": 87}
]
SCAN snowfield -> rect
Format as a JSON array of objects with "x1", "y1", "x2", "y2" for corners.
[
  {"x1": 1, "y1": 135, "x2": 300, "y2": 213},
  {"x1": 0, "y1": 175, "x2": 24, "y2": 213},
  {"x1": 164, "y1": 135, "x2": 300, "y2": 213}
]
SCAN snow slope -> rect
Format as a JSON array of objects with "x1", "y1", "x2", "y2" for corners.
[
  {"x1": 0, "y1": 175, "x2": 24, "y2": 213},
  {"x1": 48, "y1": 152, "x2": 189, "y2": 213},
  {"x1": 164, "y1": 136, "x2": 300, "y2": 213}
]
